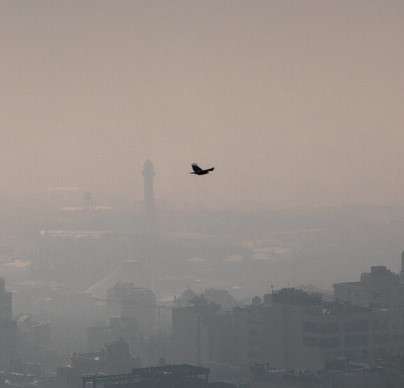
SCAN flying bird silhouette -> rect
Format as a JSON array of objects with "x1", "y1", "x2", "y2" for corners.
[{"x1": 190, "y1": 163, "x2": 215, "y2": 176}]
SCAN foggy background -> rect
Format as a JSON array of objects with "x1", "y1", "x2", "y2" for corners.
[
  {"x1": 1, "y1": 2, "x2": 404, "y2": 387},
  {"x1": 1, "y1": 0, "x2": 403, "y2": 208}
]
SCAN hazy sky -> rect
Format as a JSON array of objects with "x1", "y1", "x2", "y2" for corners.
[{"x1": 1, "y1": 1, "x2": 403, "y2": 207}]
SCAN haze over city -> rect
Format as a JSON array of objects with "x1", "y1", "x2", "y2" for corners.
[
  {"x1": 1, "y1": 0, "x2": 404, "y2": 207},
  {"x1": 1, "y1": 1, "x2": 404, "y2": 388}
]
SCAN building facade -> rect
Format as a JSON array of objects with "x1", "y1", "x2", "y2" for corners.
[{"x1": 0, "y1": 278, "x2": 17, "y2": 368}]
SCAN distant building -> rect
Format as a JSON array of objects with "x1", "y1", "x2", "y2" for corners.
[
  {"x1": 333, "y1": 258, "x2": 404, "y2": 361},
  {"x1": 0, "y1": 278, "x2": 17, "y2": 368},
  {"x1": 57, "y1": 339, "x2": 140, "y2": 388},
  {"x1": 232, "y1": 290, "x2": 325, "y2": 370},
  {"x1": 334, "y1": 263, "x2": 404, "y2": 308},
  {"x1": 107, "y1": 282, "x2": 157, "y2": 335},
  {"x1": 172, "y1": 297, "x2": 218, "y2": 365},
  {"x1": 17, "y1": 314, "x2": 51, "y2": 362},
  {"x1": 248, "y1": 289, "x2": 404, "y2": 367},
  {"x1": 302, "y1": 302, "x2": 372, "y2": 363},
  {"x1": 400, "y1": 250, "x2": 404, "y2": 283},
  {"x1": 175, "y1": 288, "x2": 237, "y2": 311},
  {"x1": 87, "y1": 283, "x2": 157, "y2": 355},
  {"x1": 171, "y1": 286, "x2": 404, "y2": 370},
  {"x1": 172, "y1": 289, "x2": 324, "y2": 370},
  {"x1": 0, "y1": 278, "x2": 12, "y2": 321}
]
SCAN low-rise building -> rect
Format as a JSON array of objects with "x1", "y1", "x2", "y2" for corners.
[{"x1": 334, "y1": 261, "x2": 404, "y2": 308}]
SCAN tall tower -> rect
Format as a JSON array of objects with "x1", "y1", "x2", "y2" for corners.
[{"x1": 143, "y1": 160, "x2": 156, "y2": 233}]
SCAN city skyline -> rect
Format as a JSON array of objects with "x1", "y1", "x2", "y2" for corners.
[{"x1": 1, "y1": 3, "x2": 404, "y2": 386}]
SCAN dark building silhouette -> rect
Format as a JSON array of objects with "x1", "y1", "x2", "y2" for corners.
[
  {"x1": 0, "y1": 278, "x2": 17, "y2": 368},
  {"x1": 401, "y1": 250, "x2": 404, "y2": 283},
  {"x1": 0, "y1": 278, "x2": 12, "y2": 321}
]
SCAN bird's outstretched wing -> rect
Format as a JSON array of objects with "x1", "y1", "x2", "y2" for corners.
[{"x1": 192, "y1": 163, "x2": 203, "y2": 173}]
